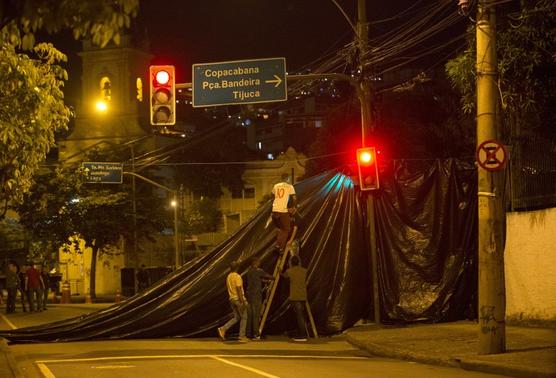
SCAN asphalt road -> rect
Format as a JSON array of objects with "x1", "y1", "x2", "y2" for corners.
[{"x1": 0, "y1": 305, "x2": 507, "y2": 378}]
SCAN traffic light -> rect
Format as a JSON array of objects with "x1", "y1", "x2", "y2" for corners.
[
  {"x1": 356, "y1": 147, "x2": 379, "y2": 191},
  {"x1": 149, "y1": 65, "x2": 176, "y2": 126}
]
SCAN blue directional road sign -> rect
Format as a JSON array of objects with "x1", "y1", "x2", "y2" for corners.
[
  {"x1": 192, "y1": 57, "x2": 287, "y2": 107},
  {"x1": 82, "y1": 162, "x2": 123, "y2": 184}
]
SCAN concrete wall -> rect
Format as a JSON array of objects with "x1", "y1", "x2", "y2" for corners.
[
  {"x1": 59, "y1": 238, "x2": 125, "y2": 296},
  {"x1": 505, "y1": 207, "x2": 556, "y2": 322}
]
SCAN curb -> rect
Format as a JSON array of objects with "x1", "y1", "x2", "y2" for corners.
[
  {"x1": 0, "y1": 338, "x2": 23, "y2": 378},
  {"x1": 458, "y1": 358, "x2": 556, "y2": 378},
  {"x1": 345, "y1": 333, "x2": 458, "y2": 368},
  {"x1": 346, "y1": 333, "x2": 556, "y2": 378}
]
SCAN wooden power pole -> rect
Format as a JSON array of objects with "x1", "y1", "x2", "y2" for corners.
[
  {"x1": 357, "y1": 0, "x2": 381, "y2": 325},
  {"x1": 476, "y1": 0, "x2": 506, "y2": 354}
]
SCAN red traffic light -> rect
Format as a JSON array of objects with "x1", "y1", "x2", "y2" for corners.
[
  {"x1": 149, "y1": 65, "x2": 176, "y2": 126},
  {"x1": 358, "y1": 150, "x2": 373, "y2": 164},
  {"x1": 356, "y1": 147, "x2": 379, "y2": 191},
  {"x1": 155, "y1": 70, "x2": 170, "y2": 86}
]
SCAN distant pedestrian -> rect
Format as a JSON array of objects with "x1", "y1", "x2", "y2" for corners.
[
  {"x1": 5, "y1": 261, "x2": 19, "y2": 314},
  {"x1": 41, "y1": 265, "x2": 50, "y2": 310},
  {"x1": 25, "y1": 263, "x2": 44, "y2": 312},
  {"x1": 137, "y1": 265, "x2": 149, "y2": 291},
  {"x1": 283, "y1": 255, "x2": 309, "y2": 341},
  {"x1": 271, "y1": 173, "x2": 297, "y2": 253},
  {"x1": 218, "y1": 261, "x2": 248, "y2": 343},
  {"x1": 18, "y1": 264, "x2": 28, "y2": 312},
  {"x1": 245, "y1": 257, "x2": 275, "y2": 339}
]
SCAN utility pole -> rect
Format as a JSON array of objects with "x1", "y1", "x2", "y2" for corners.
[
  {"x1": 357, "y1": 0, "x2": 380, "y2": 325},
  {"x1": 131, "y1": 143, "x2": 138, "y2": 269},
  {"x1": 476, "y1": 0, "x2": 506, "y2": 354}
]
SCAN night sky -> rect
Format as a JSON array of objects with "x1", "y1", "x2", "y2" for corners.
[{"x1": 57, "y1": 0, "x2": 462, "y2": 106}]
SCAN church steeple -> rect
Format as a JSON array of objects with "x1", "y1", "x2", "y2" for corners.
[{"x1": 59, "y1": 36, "x2": 153, "y2": 161}]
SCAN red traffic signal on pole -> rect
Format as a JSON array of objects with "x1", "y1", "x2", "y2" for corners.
[
  {"x1": 149, "y1": 65, "x2": 176, "y2": 126},
  {"x1": 357, "y1": 147, "x2": 379, "y2": 191}
]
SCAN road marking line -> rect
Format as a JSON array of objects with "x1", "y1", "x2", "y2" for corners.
[
  {"x1": 211, "y1": 356, "x2": 279, "y2": 378},
  {"x1": 91, "y1": 365, "x2": 135, "y2": 369},
  {"x1": 36, "y1": 354, "x2": 368, "y2": 364},
  {"x1": 36, "y1": 362, "x2": 56, "y2": 378},
  {"x1": 0, "y1": 313, "x2": 17, "y2": 330}
]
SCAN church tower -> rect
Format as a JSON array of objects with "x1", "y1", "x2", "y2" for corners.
[{"x1": 59, "y1": 36, "x2": 153, "y2": 161}]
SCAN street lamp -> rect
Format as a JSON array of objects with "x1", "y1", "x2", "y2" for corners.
[{"x1": 95, "y1": 100, "x2": 108, "y2": 112}]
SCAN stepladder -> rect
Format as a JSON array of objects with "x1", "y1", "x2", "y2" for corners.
[{"x1": 258, "y1": 246, "x2": 318, "y2": 338}]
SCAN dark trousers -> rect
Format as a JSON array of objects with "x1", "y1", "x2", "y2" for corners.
[
  {"x1": 272, "y1": 212, "x2": 291, "y2": 251},
  {"x1": 292, "y1": 300, "x2": 309, "y2": 338},
  {"x1": 42, "y1": 287, "x2": 49, "y2": 309},
  {"x1": 28, "y1": 288, "x2": 43, "y2": 312},
  {"x1": 19, "y1": 288, "x2": 28, "y2": 311},
  {"x1": 6, "y1": 288, "x2": 17, "y2": 313},
  {"x1": 247, "y1": 296, "x2": 262, "y2": 337}
]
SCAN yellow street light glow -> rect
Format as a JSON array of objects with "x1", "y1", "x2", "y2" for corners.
[
  {"x1": 95, "y1": 100, "x2": 108, "y2": 112},
  {"x1": 170, "y1": 200, "x2": 177, "y2": 207}
]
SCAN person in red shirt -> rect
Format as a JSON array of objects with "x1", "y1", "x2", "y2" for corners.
[{"x1": 25, "y1": 263, "x2": 44, "y2": 312}]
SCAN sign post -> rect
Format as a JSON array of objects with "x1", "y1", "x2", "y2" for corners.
[
  {"x1": 192, "y1": 57, "x2": 287, "y2": 107},
  {"x1": 82, "y1": 162, "x2": 123, "y2": 184}
]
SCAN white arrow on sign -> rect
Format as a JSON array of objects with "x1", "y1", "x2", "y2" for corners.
[{"x1": 265, "y1": 75, "x2": 282, "y2": 88}]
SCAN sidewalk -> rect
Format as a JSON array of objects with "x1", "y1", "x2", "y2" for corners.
[{"x1": 346, "y1": 321, "x2": 556, "y2": 378}]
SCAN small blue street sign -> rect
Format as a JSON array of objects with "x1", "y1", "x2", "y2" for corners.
[
  {"x1": 82, "y1": 162, "x2": 123, "y2": 184},
  {"x1": 192, "y1": 57, "x2": 287, "y2": 107}
]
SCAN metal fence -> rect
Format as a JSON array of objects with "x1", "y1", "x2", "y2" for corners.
[{"x1": 510, "y1": 137, "x2": 556, "y2": 210}]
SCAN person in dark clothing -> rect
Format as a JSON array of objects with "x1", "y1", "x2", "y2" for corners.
[
  {"x1": 283, "y1": 255, "x2": 309, "y2": 341},
  {"x1": 245, "y1": 257, "x2": 274, "y2": 339},
  {"x1": 5, "y1": 261, "x2": 19, "y2": 314},
  {"x1": 25, "y1": 263, "x2": 44, "y2": 312},
  {"x1": 137, "y1": 265, "x2": 149, "y2": 291},
  {"x1": 41, "y1": 265, "x2": 50, "y2": 310},
  {"x1": 18, "y1": 264, "x2": 28, "y2": 312}
]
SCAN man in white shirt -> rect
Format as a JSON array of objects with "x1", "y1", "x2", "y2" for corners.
[
  {"x1": 218, "y1": 261, "x2": 248, "y2": 342},
  {"x1": 271, "y1": 173, "x2": 297, "y2": 253}
]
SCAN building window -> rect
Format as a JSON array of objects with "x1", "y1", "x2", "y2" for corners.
[
  {"x1": 136, "y1": 78, "x2": 143, "y2": 102},
  {"x1": 99, "y1": 76, "x2": 111, "y2": 101}
]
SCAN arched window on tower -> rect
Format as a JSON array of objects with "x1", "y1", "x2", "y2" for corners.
[
  {"x1": 136, "y1": 77, "x2": 143, "y2": 102},
  {"x1": 99, "y1": 76, "x2": 112, "y2": 101}
]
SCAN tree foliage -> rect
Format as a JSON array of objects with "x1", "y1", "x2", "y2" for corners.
[
  {"x1": 446, "y1": 0, "x2": 556, "y2": 138},
  {"x1": 0, "y1": 0, "x2": 139, "y2": 218},
  {"x1": 0, "y1": 39, "x2": 70, "y2": 216},
  {"x1": 15, "y1": 147, "x2": 167, "y2": 298}
]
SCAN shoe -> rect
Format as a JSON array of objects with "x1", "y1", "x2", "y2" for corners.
[
  {"x1": 238, "y1": 337, "x2": 249, "y2": 343},
  {"x1": 253, "y1": 335, "x2": 261, "y2": 341},
  {"x1": 217, "y1": 327, "x2": 226, "y2": 340},
  {"x1": 293, "y1": 338, "x2": 308, "y2": 342}
]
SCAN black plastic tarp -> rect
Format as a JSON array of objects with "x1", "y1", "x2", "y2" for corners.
[{"x1": 0, "y1": 159, "x2": 477, "y2": 343}]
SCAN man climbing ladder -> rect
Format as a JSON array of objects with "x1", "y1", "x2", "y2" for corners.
[{"x1": 271, "y1": 173, "x2": 297, "y2": 253}]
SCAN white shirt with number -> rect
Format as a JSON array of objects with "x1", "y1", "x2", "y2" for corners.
[
  {"x1": 272, "y1": 182, "x2": 296, "y2": 213},
  {"x1": 226, "y1": 272, "x2": 244, "y2": 301}
]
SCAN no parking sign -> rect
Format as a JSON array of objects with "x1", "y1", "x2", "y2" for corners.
[{"x1": 476, "y1": 140, "x2": 508, "y2": 172}]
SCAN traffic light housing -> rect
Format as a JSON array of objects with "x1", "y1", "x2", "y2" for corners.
[
  {"x1": 357, "y1": 147, "x2": 379, "y2": 191},
  {"x1": 149, "y1": 65, "x2": 176, "y2": 126}
]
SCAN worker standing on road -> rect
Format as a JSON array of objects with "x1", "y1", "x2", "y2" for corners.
[
  {"x1": 41, "y1": 264, "x2": 50, "y2": 310},
  {"x1": 283, "y1": 255, "x2": 309, "y2": 341},
  {"x1": 245, "y1": 257, "x2": 275, "y2": 340},
  {"x1": 218, "y1": 261, "x2": 249, "y2": 343},
  {"x1": 271, "y1": 173, "x2": 297, "y2": 253},
  {"x1": 5, "y1": 261, "x2": 19, "y2": 314},
  {"x1": 25, "y1": 263, "x2": 44, "y2": 312},
  {"x1": 18, "y1": 263, "x2": 28, "y2": 312}
]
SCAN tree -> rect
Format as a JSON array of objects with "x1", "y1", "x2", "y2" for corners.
[
  {"x1": 182, "y1": 197, "x2": 221, "y2": 236},
  {"x1": 16, "y1": 147, "x2": 167, "y2": 299},
  {"x1": 0, "y1": 0, "x2": 139, "y2": 218},
  {"x1": 446, "y1": 0, "x2": 556, "y2": 139}
]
